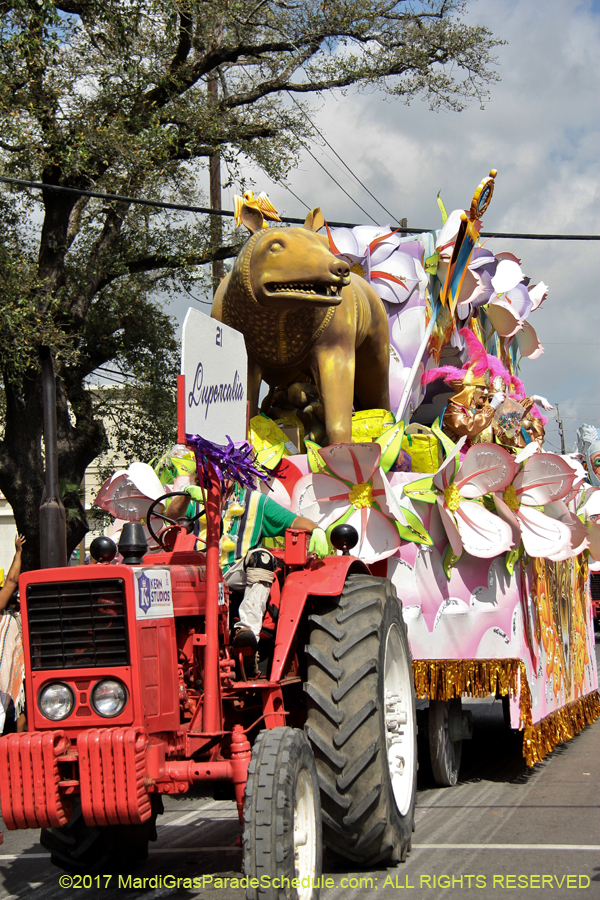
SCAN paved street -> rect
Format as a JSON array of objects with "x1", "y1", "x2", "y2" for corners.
[{"x1": 1, "y1": 636, "x2": 598, "y2": 900}]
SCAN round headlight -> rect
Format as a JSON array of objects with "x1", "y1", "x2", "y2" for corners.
[
  {"x1": 91, "y1": 679, "x2": 127, "y2": 718},
  {"x1": 39, "y1": 683, "x2": 74, "y2": 721}
]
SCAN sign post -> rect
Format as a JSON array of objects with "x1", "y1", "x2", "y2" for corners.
[
  {"x1": 180, "y1": 309, "x2": 248, "y2": 444},
  {"x1": 179, "y1": 308, "x2": 248, "y2": 735}
]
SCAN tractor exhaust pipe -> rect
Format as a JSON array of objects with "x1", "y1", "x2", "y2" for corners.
[{"x1": 39, "y1": 346, "x2": 67, "y2": 569}]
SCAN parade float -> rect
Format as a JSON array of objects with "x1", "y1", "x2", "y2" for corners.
[
  {"x1": 98, "y1": 171, "x2": 600, "y2": 785},
  {"x1": 204, "y1": 172, "x2": 600, "y2": 783}
]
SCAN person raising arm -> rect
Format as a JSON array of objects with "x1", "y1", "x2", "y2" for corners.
[{"x1": 0, "y1": 535, "x2": 25, "y2": 612}]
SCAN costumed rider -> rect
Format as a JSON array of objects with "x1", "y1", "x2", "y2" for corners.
[
  {"x1": 576, "y1": 424, "x2": 600, "y2": 487},
  {"x1": 167, "y1": 484, "x2": 327, "y2": 650},
  {"x1": 422, "y1": 328, "x2": 549, "y2": 452}
]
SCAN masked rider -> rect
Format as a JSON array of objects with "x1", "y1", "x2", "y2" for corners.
[{"x1": 167, "y1": 484, "x2": 327, "y2": 650}]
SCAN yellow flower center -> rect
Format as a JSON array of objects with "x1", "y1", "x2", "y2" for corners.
[
  {"x1": 349, "y1": 482, "x2": 373, "y2": 509},
  {"x1": 444, "y1": 483, "x2": 461, "y2": 512},
  {"x1": 350, "y1": 263, "x2": 365, "y2": 278},
  {"x1": 503, "y1": 485, "x2": 520, "y2": 511}
]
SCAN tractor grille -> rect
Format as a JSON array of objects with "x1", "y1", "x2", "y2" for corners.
[{"x1": 26, "y1": 579, "x2": 129, "y2": 670}]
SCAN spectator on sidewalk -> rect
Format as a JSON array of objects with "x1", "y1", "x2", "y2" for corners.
[{"x1": 0, "y1": 535, "x2": 26, "y2": 734}]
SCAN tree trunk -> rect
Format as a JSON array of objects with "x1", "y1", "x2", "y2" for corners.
[{"x1": 0, "y1": 367, "x2": 106, "y2": 572}]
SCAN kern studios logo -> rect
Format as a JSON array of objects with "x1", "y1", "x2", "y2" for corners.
[{"x1": 137, "y1": 572, "x2": 152, "y2": 615}]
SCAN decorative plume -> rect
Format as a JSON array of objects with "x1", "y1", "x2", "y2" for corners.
[{"x1": 186, "y1": 433, "x2": 270, "y2": 490}]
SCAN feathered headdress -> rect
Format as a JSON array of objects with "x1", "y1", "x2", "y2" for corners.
[
  {"x1": 422, "y1": 328, "x2": 548, "y2": 423},
  {"x1": 422, "y1": 328, "x2": 506, "y2": 389}
]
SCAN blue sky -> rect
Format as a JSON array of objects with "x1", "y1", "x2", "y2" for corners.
[{"x1": 167, "y1": 0, "x2": 600, "y2": 453}]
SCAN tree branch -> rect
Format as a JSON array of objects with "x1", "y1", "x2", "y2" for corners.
[
  {"x1": 0, "y1": 139, "x2": 28, "y2": 152},
  {"x1": 169, "y1": 8, "x2": 193, "y2": 73},
  {"x1": 97, "y1": 241, "x2": 242, "y2": 290}
]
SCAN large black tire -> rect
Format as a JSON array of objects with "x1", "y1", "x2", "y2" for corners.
[
  {"x1": 243, "y1": 727, "x2": 323, "y2": 900},
  {"x1": 428, "y1": 699, "x2": 462, "y2": 787},
  {"x1": 40, "y1": 794, "x2": 163, "y2": 873},
  {"x1": 304, "y1": 574, "x2": 416, "y2": 867}
]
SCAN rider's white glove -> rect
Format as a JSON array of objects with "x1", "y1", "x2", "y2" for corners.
[
  {"x1": 490, "y1": 392, "x2": 506, "y2": 410},
  {"x1": 530, "y1": 394, "x2": 554, "y2": 411}
]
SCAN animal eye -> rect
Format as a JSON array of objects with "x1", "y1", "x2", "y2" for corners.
[{"x1": 269, "y1": 241, "x2": 283, "y2": 252}]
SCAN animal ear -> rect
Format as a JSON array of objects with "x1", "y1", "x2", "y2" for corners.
[
  {"x1": 304, "y1": 207, "x2": 325, "y2": 232},
  {"x1": 240, "y1": 203, "x2": 265, "y2": 234}
]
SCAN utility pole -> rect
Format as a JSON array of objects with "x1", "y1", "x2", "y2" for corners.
[
  {"x1": 555, "y1": 403, "x2": 566, "y2": 454},
  {"x1": 208, "y1": 78, "x2": 224, "y2": 293}
]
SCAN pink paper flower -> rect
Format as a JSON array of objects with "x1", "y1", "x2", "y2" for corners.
[
  {"x1": 493, "y1": 453, "x2": 577, "y2": 558},
  {"x1": 291, "y1": 443, "x2": 402, "y2": 563},
  {"x1": 430, "y1": 441, "x2": 516, "y2": 559},
  {"x1": 95, "y1": 462, "x2": 165, "y2": 521}
]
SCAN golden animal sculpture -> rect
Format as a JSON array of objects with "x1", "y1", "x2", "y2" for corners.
[{"x1": 211, "y1": 205, "x2": 390, "y2": 444}]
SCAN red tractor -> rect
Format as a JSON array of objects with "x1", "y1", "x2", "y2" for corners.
[{"x1": 0, "y1": 474, "x2": 417, "y2": 895}]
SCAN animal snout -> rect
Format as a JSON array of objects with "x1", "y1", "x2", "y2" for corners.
[{"x1": 330, "y1": 258, "x2": 350, "y2": 283}]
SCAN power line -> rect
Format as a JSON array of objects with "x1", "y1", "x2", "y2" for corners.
[
  {"x1": 0, "y1": 173, "x2": 372, "y2": 229},
  {"x1": 297, "y1": 143, "x2": 380, "y2": 225},
  {"x1": 96, "y1": 365, "x2": 134, "y2": 380},
  {"x1": 272, "y1": 175, "x2": 311, "y2": 211},
  {"x1": 181, "y1": 284, "x2": 212, "y2": 305},
  {"x1": 287, "y1": 91, "x2": 401, "y2": 224},
  {"x1": 87, "y1": 372, "x2": 126, "y2": 386},
  {"x1": 1, "y1": 175, "x2": 599, "y2": 238}
]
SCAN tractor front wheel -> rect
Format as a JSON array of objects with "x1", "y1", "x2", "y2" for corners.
[
  {"x1": 305, "y1": 574, "x2": 416, "y2": 867},
  {"x1": 243, "y1": 727, "x2": 322, "y2": 900},
  {"x1": 40, "y1": 795, "x2": 162, "y2": 873}
]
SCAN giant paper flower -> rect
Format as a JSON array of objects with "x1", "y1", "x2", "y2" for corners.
[
  {"x1": 291, "y1": 442, "x2": 428, "y2": 564},
  {"x1": 493, "y1": 453, "x2": 578, "y2": 558},
  {"x1": 95, "y1": 462, "x2": 165, "y2": 521},
  {"x1": 404, "y1": 441, "x2": 516, "y2": 558},
  {"x1": 328, "y1": 224, "x2": 431, "y2": 411},
  {"x1": 328, "y1": 225, "x2": 428, "y2": 307},
  {"x1": 434, "y1": 211, "x2": 546, "y2": 360},
  {"x1": 484, "y1": 255, "x2": 546, "y2": 360}
]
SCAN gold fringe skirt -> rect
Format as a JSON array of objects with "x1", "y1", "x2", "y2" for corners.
[{"x1": 412, "y1": 658, "x2": 600, "y2": 767}]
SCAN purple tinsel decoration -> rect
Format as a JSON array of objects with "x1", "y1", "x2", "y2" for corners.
[{"x1": 186, "y1": 433, "x2": 269, "y2": 491}]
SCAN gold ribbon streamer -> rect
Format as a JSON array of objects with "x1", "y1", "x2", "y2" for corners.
[
  {"x1": 522, "y1": 691, "x2": 600, "y2": 767},
  {"x1": 412, "y1": 658, "x2": 600, "y2": 767}
]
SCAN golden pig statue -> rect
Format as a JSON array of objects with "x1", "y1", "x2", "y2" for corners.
[{"x1": 211, "y1": 204, "x2": 390, "y2": 444}]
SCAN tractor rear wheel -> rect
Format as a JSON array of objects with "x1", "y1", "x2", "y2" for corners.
[
  {"x1": 304, "y1": 574, "x2": 416, "y2": 867},
  {"x1": 40, "y1": 795, "x2": 162, "y2": 873},
  {"x1": 243, "y1": 727, "x2": 322, "y2": 900}
]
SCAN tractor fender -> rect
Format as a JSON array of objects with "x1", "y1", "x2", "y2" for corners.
[{"x1": 270, "y1": 556, "x2": 369, "y2": 682}]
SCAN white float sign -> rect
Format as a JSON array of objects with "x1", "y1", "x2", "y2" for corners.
[{"x1": 181, "y1": 308, "x2": 247, "y2": 444}]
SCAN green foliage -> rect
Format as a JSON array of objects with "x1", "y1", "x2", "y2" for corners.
[{"x1": 59, "y1": 478, "x2": 85, "y2": 523}]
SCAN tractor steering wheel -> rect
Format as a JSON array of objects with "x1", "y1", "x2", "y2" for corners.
[{"x1": 146, "y1": 491, "x2": 205, "y2": 551}]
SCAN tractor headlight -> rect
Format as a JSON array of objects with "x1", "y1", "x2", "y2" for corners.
[
  {"x1": 39, "y1": 683, "x2": 74, "y2": 721},
  {"x1": 91, "y1": 679, "x2": 127, "y2": 718}
]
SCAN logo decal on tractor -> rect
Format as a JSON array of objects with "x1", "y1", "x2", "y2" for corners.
[
  {"x1": 134, "y1": 569, "x2": 174, "y2": 619},
  {"x1": 137, "y1": 573, "x2": 152, "y2": 614}
]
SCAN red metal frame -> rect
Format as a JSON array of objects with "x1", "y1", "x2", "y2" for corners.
[
  {"x1": 0, "y1": 456, "x2": 370, "y2": 833},
  {"x1": 0, "y1": 731, "x2": 72, "y2": 829},
  {"x1": 177, "y1": 373, "x2": 186, "y2": 444}
]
